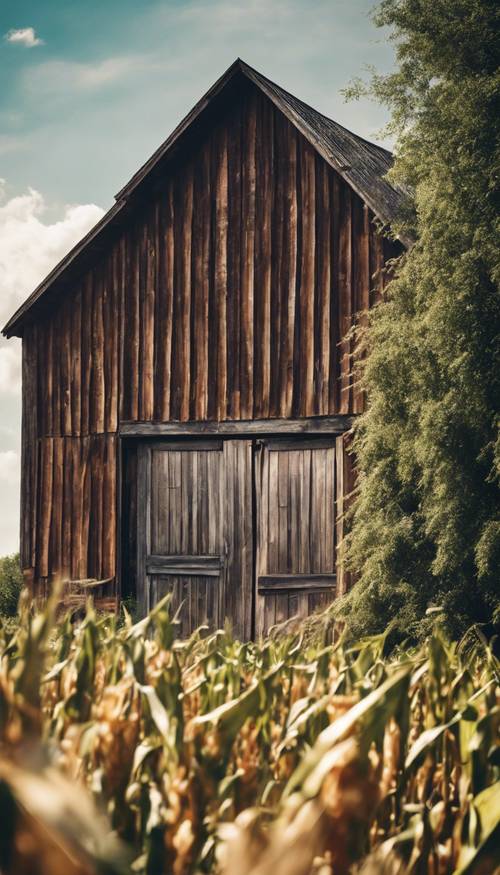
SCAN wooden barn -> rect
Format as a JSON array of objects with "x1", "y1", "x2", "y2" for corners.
[{"x1": 2, "y1": 59, "x2": 406, "y2": 638}]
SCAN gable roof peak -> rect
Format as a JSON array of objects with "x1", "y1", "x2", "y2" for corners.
[{"x1": 3, "y1": 59, "x2": 409, "y2": 338}]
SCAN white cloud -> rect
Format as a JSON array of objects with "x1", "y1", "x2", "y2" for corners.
[
  {"x1": 0, "y1": 343, "x2": 21, "y2": 395},
  {"x1": 4, "y1": 27, "x2": 44, "y2": 48},
  {"x1": 0, "y1": 450, "x2": 20, "y2": 554},
  {"x1": 22, "y1": 54, "x2": 159, "y2": 94},
  {"x1": 0, "y1": 183, "x2": 104, "y2": 330},
  {"x1": 0, "y1": 451, "x2": 19, "y2": 485}
]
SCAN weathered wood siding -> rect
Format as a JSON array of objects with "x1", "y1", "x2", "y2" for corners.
[
  {"x1": 119, "y1": 89, "x2": 393, "y2": 423},
  {"x1": 136, "y1": 440, "x2": 253, "y2": 638},
  {"x1": 20, "y1": 84, "x2": 397, "y2": 593},
  {"x1": 255, "y1": 439, "x2": 337, "y2": 635}
]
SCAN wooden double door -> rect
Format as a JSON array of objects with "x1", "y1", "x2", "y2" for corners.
[{"x1": 137, "y1": 436, "x2": 344, "y2": 638}]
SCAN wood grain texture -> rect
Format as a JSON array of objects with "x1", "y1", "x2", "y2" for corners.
[
  {"x1": 137, "y1": 439, "x2": 252, "y2": 637},
  {"x1": 335, "y1": 431, "x2": 355, "y2": 596},
  {"x1": 19, "y1": 82, "x2": 394, "y2": 605},
  {"x1": 255, "y1": 440, "x2": 337, "y2": 636},
  {"x1": 30, "y1": 90, "x2": 385, "y2": 441}
]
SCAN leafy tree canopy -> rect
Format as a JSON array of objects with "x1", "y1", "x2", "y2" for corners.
[
  {"x1": 341, "y1": 0, "x2": 500, "y2": 644},
  {"x1": 0, "y1": 553, "x2": 22, "y2": 617}
]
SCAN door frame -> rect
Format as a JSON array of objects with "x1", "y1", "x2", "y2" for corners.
[{"x1": 118, "y1": 415, "x2": 354, "y2": 636}]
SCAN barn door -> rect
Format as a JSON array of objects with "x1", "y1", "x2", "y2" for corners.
[
  {"x1": 137, "y1": 439, "x2": 252, "y2": 639},
  {"x1": 255, "y1": 438, "x2": 337, "y2": 637}
]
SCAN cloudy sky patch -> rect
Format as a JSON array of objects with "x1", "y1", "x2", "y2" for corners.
[{"x1": 5, "y1": 26, "x2": 43, "y2": 47}]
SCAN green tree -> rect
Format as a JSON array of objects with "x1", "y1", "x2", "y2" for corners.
[
  {"x1": 0, "y1": 553, "x2": 23, "y2": 617},
  {"x1": 341, "y1": 0, "x2": 500, "y2": 643}
]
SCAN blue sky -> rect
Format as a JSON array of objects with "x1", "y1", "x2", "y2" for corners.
[{"x1": 0, "y1": 0, "x2": 395, "y2": 554}]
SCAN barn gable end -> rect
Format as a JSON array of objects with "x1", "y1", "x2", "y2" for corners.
[{"x1": 6, "y1": 61, "x2": 405, "y2": 630}]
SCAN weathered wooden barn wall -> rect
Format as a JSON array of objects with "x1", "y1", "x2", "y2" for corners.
[
  {"x1": 119, "y1": 89, "x2": 394, "y2": 423},
  {"x1": 19, "y1": 83, "x2": 398, "y2": 593}
]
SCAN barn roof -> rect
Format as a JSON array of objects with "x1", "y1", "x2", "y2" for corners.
[{"x1": 3, "y1": 58, "x2": 409, "y2": 338}]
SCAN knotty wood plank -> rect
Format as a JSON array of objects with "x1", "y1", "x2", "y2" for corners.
[
  {"x1": 329, "y1": 172, "x2": 341, "y2": 412},
  {"x1": 130, "y1": 227, "x2": 141, "y2": 421},
  {"x1": 215, "y1": 128, "x2": 228, "y2": 421},
  {"x1": 191, "y1": 157, "x2": 205, "y2": 419},
  {"x1": 291, "y1": 136, "x2": 303, "y2": 418},
  {"x1": 102, "y1": 435, "x2": 117, "y2": 579},
  {"x1": 102, "y1": 256, "x2": 112, "y2": 432},
  {"x1": 338, "y1": 182, "x2": 353, "y2": 414},
  {"x1": 50, "y1": 437, "x2": 64, "y2": 578},
  {"x1": 240, "y1": 91, "x2": 256, "y2": 419},
  {"x1": 90, "y1": 437, "x2": 104, "y2": 578},
  {"x1": 194, "y1": 145, "x2": 211, "y2": 420},
  {"x1": 270, "y1": 108, "x2": 285, "y2": 418},
  {"x1": 162, "y1": 184, "x2": 175, "y2": 419},
  {"x1": 255, "y1": 94, "x2": 272, "y2": 418},
  {"x1": 138, "y1": 222, "x2": 148, "y2": 421},
  {"x1": 81, "y1": 436, "x2": 92, "y2": 578},
  {"x1": 153, "y1": 196, "x2": 165, "y2": 421},
  {"x1": 70, "y1": 439, "x2": 81, "y2": 579},
  {"x1": 278, "y1": 450, "x2": 289, "y2": 573},
  {"x1": 254, "y1": 443, "x2": 266, "y2": 637},
  {"x1": 226, "y1": 107, "x2": 242, "y2": 419},
  {"x1": 120, "y1": 233, "x2": 132, "y2": 422},
  {"x1": 261, "y1": 436, "x2": 337, "y2": 451},
  {"x1": 240, "y1": 440, "x2": 253, "y2": 638},
  {"x1": 223, "y1": 441, "x2": 236, "y2": 627},
  {"x1": 91, "y1": 270, "x2": 105, "y2": 433},
  {"x1": 136, "y1": 444, "x2": 151, "y2": 616},
  {"x1": 317, "y1": 159, "x2": 331, "y2": 414},
  {"x1": 268, "y1": 448, "x2": 279, "y2": 571},
  {"x1": 298, "y1": 141, "x2": 315, "y2": 417},
  {"x1": 299, "y1": 449, "x2": 311, "y2": 572},
  {"x1": 120, "y1": 415, "x2": 355, "y2": 436},
  {"x1": 61, "y1": 437, "x2": 72, "y2": 580},
  {"x1": 275, "y1": 593, "x2": 289, "y2": 625},
  {"x1": 352, "y1": 198, "x2": 370, "y2": 413},
  {"x1": 181, "y1": 164, "x2": 194, "y2": 421},
  {"x1": 325, "y1": 444, "x2": 335, "y2": 571},
  {"x1": 180, "y1": 449, "x2": 190, "y2": 553},
  {"x1": 310, "y1": 448, "x2": 323, "y2": 572},
  {"x1": 60, "y1": 299, "x2": 72, "y2": 435},
  {"x1": 51, "y1": 309, "x2": 62, "y2": 436},
  {"x1": 36, "y1": 321, "x2": 47, "y2": 438},
  {"x1": 278, "y1": 121, "x2": 298, "y2": 417},
  {"x1": 141, "y1": 210, "x2": 156, "y2": 421},
  {"x1": 70, "y1": 285, "x2": 82, "y2": 436},
  {"x1": 109, "y1": 242, "x2": 120, "y2": 432},
  {"x1": 45, "y1": 320, "x2": 54, "y2": 437},
  {"x1": 147, "y1": 555, "x2": 222, "y2": 572},
  {"x1": 258, "y1": 574, "x2": 336, "y2": 590},
  {"x1": 38, "y1": 438, "x2": 54, "y2": 578},
  {"x1": 335, "y1": 432, "x2": 355, "y2": 596}
]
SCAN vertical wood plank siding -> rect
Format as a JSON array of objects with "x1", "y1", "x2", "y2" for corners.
[
  {"x1": 19, "y1": 85, "x2": 399, "y2": 592},
  {"x1": 116, "y1": 89, "x2": 389, "y2": 425}
]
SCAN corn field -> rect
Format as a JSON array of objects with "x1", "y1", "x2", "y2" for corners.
[{"x1": 0, "y1": 591, "x2": 498, "y2": 875}]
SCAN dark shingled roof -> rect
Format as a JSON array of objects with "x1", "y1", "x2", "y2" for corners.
[
  {"x1": 3, "y1": 58, "x2": 409, "y2": 338},
  {"x1": 247, "y1": 65, "x2": 406, "y2": 237}
]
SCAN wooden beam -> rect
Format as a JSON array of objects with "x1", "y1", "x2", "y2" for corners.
[
  {"x1": 146, "y1": 555, "x2": 222, "y2": 576},
  {"x1": 258, "y1": 573, "x2": 336, "y2": 593},
  {"x1": 120, "y1": 415, "x2": 355, "y2": 438}
]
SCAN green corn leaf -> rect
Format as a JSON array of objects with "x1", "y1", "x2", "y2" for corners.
[
  {"x1": 405, "y1": 681, "x2": 495, "y2": 770},
  {"x1": 285, "y1": 664, "x2": 412, "y2": 797}
]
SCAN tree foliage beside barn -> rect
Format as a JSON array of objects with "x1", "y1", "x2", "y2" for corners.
[{"x1": 343, "y1": 0, "x2": 500, "y2": 642}]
